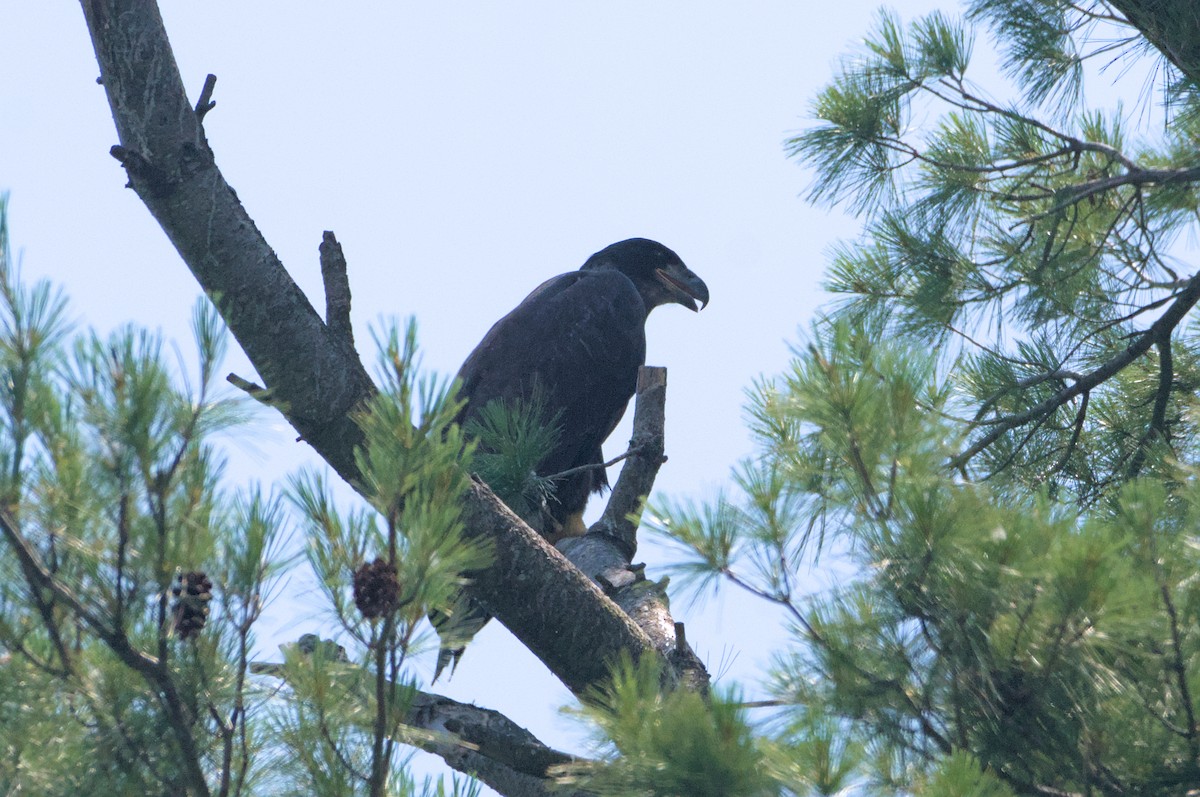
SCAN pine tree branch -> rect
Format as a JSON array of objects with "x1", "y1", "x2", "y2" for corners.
[
  {"x1": 911, "y1": 74, "x2": 1200, "y2": 218},
  {"x1": 1019, "y1": 165, "x2": 1200, "y2": 223},
  {"x1": 974, "y1": 370, "x2": 1085, "y2": 423},
  {"x1": 718, "y1": 566, "x2": 954, "y2": 756},
  {"x1": 592, "y1": 366, "x2": 668, "y2": 558},
  {"x1": 460, "y1": 479, "x2": 670, "y2": 693},
  {"x1": 559, "y1": 366, "x2": 709, "y2": 692},
  {"x1": 408, "y1": 692, "x2": 592, "y2": 797},
  {"x1": 194, "y1": 73, "x2": 217, "y2": 121},
  {"x1": 1158, "y1": 578, "x2": 1199, "y2": 757},
  {"x1": 1125, "y1": 333, "x2": 1173, "y2": 479},
  {"x1": 78, "y1": 0, "x2": 702, "y2": 706},
  {"x1": 0, "y1": 509, "x2": 213, "y2": 797},
  {"x1": 81, "y1": 0, "x2": 375, "y2": 478},
  {"x1": 320, "y1": 231, "x2": 355, "y2": 351},
  {"x1": 992, "y1": 774, "x2": 1083, "y2": 797},
  {"x1": 952, "y1": 270, "x2": 1200, "y2": 469},
  {"x1": 251, "y1": 659, "x2": 592, "y2": 797},
  {"x1": 1045, "y1": 390, "x2": 1088, "y2": 480},
  {"x1": 933, "y1": 78, "x2": 1141, "y2": 172},
  {"x1": 543, "y1": 446, "x2": 645, "y2": 484}
]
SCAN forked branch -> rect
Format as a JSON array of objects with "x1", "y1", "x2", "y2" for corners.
[{"x1": 953, "y1": 271, "x2": 1200, "y2": 470}]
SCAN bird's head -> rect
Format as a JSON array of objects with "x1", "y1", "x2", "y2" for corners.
[{"x1": 581, "y1": 238, "x2": 710, "y2": 313}]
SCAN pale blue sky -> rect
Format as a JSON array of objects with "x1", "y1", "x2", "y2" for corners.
[{"x1": 4, "y1": 1, "x2": 947, "y2": 789}]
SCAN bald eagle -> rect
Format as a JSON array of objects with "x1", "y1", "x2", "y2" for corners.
[{"x1": 434, "y1": 238, "x2": 709, "y2": 679}]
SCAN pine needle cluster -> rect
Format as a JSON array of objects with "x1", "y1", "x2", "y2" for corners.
[
  {"x1": 0, "y1": 197, "x2": 485, "y2": 796},
  {"x1": 646, "y1": 4, "x2": 1200, "y2": 795},
  {"x1": 791, "y1": 4, "x2": 1200, "y2": 501}
]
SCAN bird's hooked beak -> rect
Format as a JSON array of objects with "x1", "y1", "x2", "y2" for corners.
[{"x1": 655, "y1": 264, "x2": 710, "y2": 312}]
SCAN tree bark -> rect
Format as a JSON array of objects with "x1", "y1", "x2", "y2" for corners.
[
  {"x1": 1105, "y1": 0, "x2": 1200, "y2": 86},
  {"x1": 78, "y1": 0, "x2": 707, "y2": 788},
  {"x1": 80, "y1": 1, "x2": 373, "y2": 477}
]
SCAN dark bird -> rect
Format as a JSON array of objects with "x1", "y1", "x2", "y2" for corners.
[{"x1": 434, "y1": 238, "x2": 709, "y2": 680}]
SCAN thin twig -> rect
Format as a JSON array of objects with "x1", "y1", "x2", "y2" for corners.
[
  {"x1": 1126, "y1": 333, "x2": 1174, "y2": 479},
  {"x1": 719, "y1": 567, "x2": 953, "y2": 756},
  {"x1": 733, "y1": 699, "x2": 794, "y2": 709},
  {"x1": 974, "y1": 369, "x2": 1085, "y2": 424},
  {"x1": 1043, "y1": 390, "x2": 1089, "y2": 482},
  {"x1": 225, "y1": 373, "x2": 272, "y2": 404},
  {"x1": 545, "y1": 445, "x2": 647, "y2": 482}
]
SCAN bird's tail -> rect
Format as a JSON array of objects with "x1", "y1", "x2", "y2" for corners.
[
  {"x1": 433, "y1": 645, "x2": 463, "y2": 684},
  {"x1": 430, "y1": 597, "x2": 492, "y2": 683}
]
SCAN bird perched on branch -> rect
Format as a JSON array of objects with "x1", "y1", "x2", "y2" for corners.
[{"x1": 433, "y1": 237, "x2": 709, "y2": 680}]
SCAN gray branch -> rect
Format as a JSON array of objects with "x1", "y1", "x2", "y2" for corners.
[
  {"x1": 320, "y1": 231, "x2": 355, "y2": 351},
  {"x1": 251, "y1": 660, "x2": 593, "y2": 797},
  {"x1": 592, "y1": 366, "x2": 668, "y2": 559},
  {"x1": 560, "y1": 366, "x2": 708, "y2": 692},
  {"x1": 78, "y1": 0, "x2": 705, "y2": 743}
]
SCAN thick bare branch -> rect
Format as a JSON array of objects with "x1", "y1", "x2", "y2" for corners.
[
  {"x1": 81, "y1": 0, "x2": 373, "y2": 477},
  {"x1": 461, "y1": 479, "x2": 659, "y2": 694},
  {"x1": 409, "y1": 692, "x2": 591, "y2": 797},
  {"x1": 320, "y1": 231, "x2": 355, "y2": 351},
  {"x1": 78, "y1": 0, "x2": 702, "y2": 702},
  {"x1": 593, "y1": 367, "x2": 668, "y2": 559}
]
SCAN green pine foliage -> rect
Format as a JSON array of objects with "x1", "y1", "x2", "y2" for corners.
[
  {"x1": 0, "y1": 196, "x2": 280, "y2": 795},
  {"x1": 278, "y1": 320, "x2": 489, "y2": 796},
  {"x1": 645, "y1": 3, "x2": 1200, "y2": 795},
  {"x1": 654, "y1": 318, "x2": 1200, "y2": 794},
  {"x1": 9, "y1": 2, "x2": 1200, "y2": 794},
  {"x1": 462, "y1": 393, "x2": 561, "y2": 524},
  {"x1": 791, "y1": 5, "x2": 1200, "y2": 501},
  {"x1": 563, "y1": 656, "x2": 777, "y2": 797},
  {"x1": 0, "y1": 195, "x2": 485, "y2": 795}
]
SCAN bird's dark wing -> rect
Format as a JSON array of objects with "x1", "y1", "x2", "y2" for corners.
[{"x1": 457, "y1": 268, "x2": 647, "y2": 492}]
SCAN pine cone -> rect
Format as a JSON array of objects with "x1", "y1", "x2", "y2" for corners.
[
  {"x1": 353, "y1": 558, "x2": 400, "y2": 619},
  {"x1": 171, "y1": 571, "x2": 214, "y2": 640}
]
